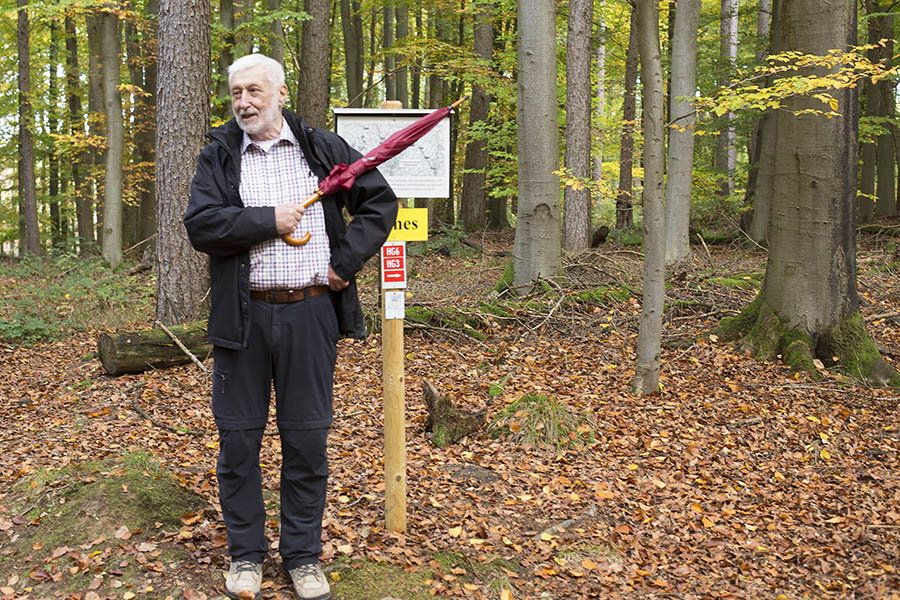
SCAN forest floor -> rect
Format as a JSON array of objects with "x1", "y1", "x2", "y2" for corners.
[{"x1": 0, "y1": 226, "x2": 899, "y2": 600}]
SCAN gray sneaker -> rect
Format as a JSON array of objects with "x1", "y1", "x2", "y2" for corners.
[
  {"x1": 225, "y1": 560, "x2": 263, "y2": 599},
  {"x1": 287, "y1": 563, "x2": 331, "y2": 600}
]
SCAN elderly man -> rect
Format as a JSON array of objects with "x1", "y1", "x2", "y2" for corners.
[{"x1": 184, "y1": 54, "x2": 397, "y2": 600}]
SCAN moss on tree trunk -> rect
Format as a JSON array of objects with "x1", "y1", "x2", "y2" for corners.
[{"x1": 716, "y1": 297, "x2": 899, "y2": 387}]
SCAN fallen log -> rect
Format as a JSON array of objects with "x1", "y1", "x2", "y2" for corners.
[{"x1": 98, "y1": 321, "x2": 211, "y2": 375}]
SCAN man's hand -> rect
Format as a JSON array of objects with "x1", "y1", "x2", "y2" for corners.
[
  {"x1": 274, "y1": 203, "x2": 306, "y2": 235},
  {"x1": 327, "y1": 265, "x2": 349, "y2": 291}
]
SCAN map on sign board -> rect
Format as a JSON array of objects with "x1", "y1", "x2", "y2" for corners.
[{"x1": 334, "y1": 109, "x2": 451, "y2": 199}]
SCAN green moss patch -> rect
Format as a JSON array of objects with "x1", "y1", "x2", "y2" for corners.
[
  {"x1": 708, "y1": 271, "x2": 764, "y2": 290},
  {"x1": 329, "y1": 558, "x2": 432, "y2": 599},
  {"x1": 490, "y1": 394, "x2": 596, "y2": 450}
]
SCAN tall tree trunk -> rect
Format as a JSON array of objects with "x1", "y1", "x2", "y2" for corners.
[
  {"x1": 297, "y1": 0, "x2": 331, "y2": 127},
  {"x1": 383, "y1": 1, "x2": 396, "y2": 100},
  {"x1": 49, "y1": 21, "x2": 64, "y2": 250},
  {"x1": 513, "y1": 0, "x2": 560, "y2": 288},
  {"x1": 156, "y1": 0, "x2": 211, "y2": 325},
  {"x1": 562, "y1": 0, "x2": 592, "y2": 251},
  {"x1": 268, "y1": 0, "x2": 284, "y2": 64},
  {"x1": 663, "y1": 0, "x2": 700, "y2": 264},
  {"x1": 412, "y1": 4, "x2": 423, "y2": 109},
  {"x1": 460, "y1": 1, "x2": 493, "y2": 232},
  {"x1": 124, "y1": 18, "x2": 142, "y2": 251},
  {"x1": 395, "y1": 3, "x2": 409, "y2": 107},
  {"x1": 632, "y1": 0, "x2": 665, "y2": 396},
  {"x1": 87, "y1": 14, "x2": 106, "y2": 249},
  {"x1": 748, "y1": 0, "x2": 771, "y2": 167},
  {"x1": 101, "y1": 8, "x2": 124, "y2": 268},
  {"x1": 234, "y1": 0, "x2": 254, "y2": 57},
  {"x1": 17, "y1": 0, "x2": 40, "y2": 257},
  {"x1": 715, "y1": 0, "x2": 738, "y2": 198},
  {"x1": 216, "y1": 0, "x2": 235, "y2": 120},
  {"x1": 593, "y1": 1, "x2": 605, "y2": 185},
  {"x1": 365, "y1": 3, "x2": 376, "y2": 107},
  {"x1": 744, "y1": 0, "x2": 774, "y2": 237},
  {"x1": 719, "y1": 0, "x2": 898, "y2": 387},
  {"x1": 340, "y1": 0, "x2": 364, "y2": 107},
  {"x1": 139, "y1": 0, "x2": 159, "y2": 251},
  {"x1": 66, "y1": 16, "x2": 95, "y2": 256},
  {"x1": 870, "y1": 0, "x2": 896, "y2": 217},
  {"x1": 616, "y1": 9, "x2": 638, "y2": 230}
]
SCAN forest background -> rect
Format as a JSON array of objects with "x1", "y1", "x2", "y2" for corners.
[{"x1": 0, "y1": 0, "x2": 899, "y2": 599}]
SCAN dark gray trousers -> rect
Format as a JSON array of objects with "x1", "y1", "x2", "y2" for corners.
[{"x1": 212, "y1": 294, "x2": 338, "y2": 570}]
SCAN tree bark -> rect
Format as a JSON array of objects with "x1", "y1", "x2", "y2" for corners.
[
  {"x1": 98, "y1": 322, "x2": 211, "y2": 375},
  {"x1": 870, "y1": 0, "x2": 896, "y2": 217},
  {"x1": 234, "y1": 0, "x2": 254, "y2": 57},
  {"x1": 718, "y1": 0, "x2": 899, "y2": 387},
  {"x1": 632, "y1": 0, "x2": 665, "y2": 396},
  {"x1": 395, "y1": 3, "x2": 409, "y2": 108},
  {"x1": 268, "y1": 0, "x2": 285, "y2": 65},
  {"x1": 340, "y1": 0, "x2": 364, "y2": 107},
  {"x1": 715, "y1": 0, "x2": 738, "y2": 198},
  {"x1": 139, "y1": 0, "x2": 159, "y2": 251},
  {"x1": 616, "y1": 9, "x2": 638, "y2": 230},
  {"x1": 562, "y1": 0, "x2": 593, "y2": 252},
  {"x1": 593, "y1": 1, "x2": 606, "y2": 185},
  {"x1": 66, "y1": 16, "x2": 95, "y2": 256},
  {"x1": 512, "y1": 0, "x2": 560, "y2": 288},
  {"x1": 101, "y1": 8, "x2": 124, "y2": 269},
  {"x1": 297, "y1": 0, "x2": 331, "y2": 127},
  {"x1": 49, "y1": 21, "x2": 64, "y2": 250},
  {"x1": 383, "y1": 1, "x2": 396, "y2": 100},
  {"x1": 17, "y1": 0, "x2": 41, "y2": 257},
  {"x1": 87, "y1": 14, "x2": 106, "y2": 249},
  {"x1": 156, "y1": 0, "x2": 211, "y2": 325},
  {"x1": 215, "y1": 0, "x2": 235, "y2": 120},
  {"x1": 460, "y1": 2, "x2": 493, "y2": 232},
  {"x1": 664, "y1": 0, "x2": 700, "y2": 264}
]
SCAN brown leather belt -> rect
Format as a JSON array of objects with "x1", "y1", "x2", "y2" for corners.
[{"x1": 250, "y1": 285, "x2": 329, "y2": 303}]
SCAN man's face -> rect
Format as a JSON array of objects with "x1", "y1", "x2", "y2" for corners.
[{"x1": 230, "y1": 65, "x2": 287, "y2": 141}]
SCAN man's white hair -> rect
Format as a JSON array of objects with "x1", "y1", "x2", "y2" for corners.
[{"x1": 228, "y1": 54, "x2": 285, "y2": 89}]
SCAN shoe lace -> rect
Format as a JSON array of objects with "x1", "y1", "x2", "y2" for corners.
[
  {"x1": 233, "y1": 561, "x2": 260, "y2": 574},
  {"x1": 292, "y1": 564, "x2": 322, "y2": 580}
]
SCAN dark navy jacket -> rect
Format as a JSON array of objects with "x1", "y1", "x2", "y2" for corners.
[{"x1": 184, "y1": 109, "x2": 398, "y2": 349}]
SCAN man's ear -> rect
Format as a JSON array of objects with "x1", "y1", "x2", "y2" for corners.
[{"x1": 279, "y1": 83, "x2": 288, "y2": 107}]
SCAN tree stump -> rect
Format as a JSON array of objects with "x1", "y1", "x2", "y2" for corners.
[
  {"x1": 98, "y1": 321, "x2": 210, "y2": 376},
  {"x1": 422, "y1": 381, "x2": 486, "y2": 448}
]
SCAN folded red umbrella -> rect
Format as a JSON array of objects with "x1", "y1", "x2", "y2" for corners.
[{"x1": 283, "y1": 97, "x2": 468, "y2": 246}]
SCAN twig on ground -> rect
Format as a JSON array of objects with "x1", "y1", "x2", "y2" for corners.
[
  {"x1": 156, "y1": 320, "x2": 209, "y2": 373},
  {"x1": 533, "y1": 503, "x2": 598, "y2": 540},
  {"x1": 865, "y1": 311, "x2": 900, "y2": 322}
]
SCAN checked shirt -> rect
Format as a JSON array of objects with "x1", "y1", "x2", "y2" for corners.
[{"x1": 239, "y1": 121, "x2": 331, "y2": 291}]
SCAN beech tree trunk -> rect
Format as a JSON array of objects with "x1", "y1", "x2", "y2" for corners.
[
  {"x1": 395, "y1": 4, "x2": 409, "y2": 108},
  {"x1": 718, "y1": 0, "x2": 899, "y2": 387},
  {"x1": 616, "y1": 9, "x2": 638, "y2": 230},
  {"x1": 65, "y1": 16, "x2": 95, "y2": 256},
  {"x1": 512, "y1": 0, "x2": 560, "y2": 288},
  {"x1": 139, "y1": 0, "x2": 159, "y2": 250},
  {"x1": 156, "y1": 0, "x2": 211, "y2": 325},
  {"x1": 715, "y1": 0, "x2": 738, "y2": 198},
  {"x1": 17, "y1": 0, "x2": 40, "y2": 257},
  {"x1": 562, "y1": 0, "x2": 593, "y2": 252},
  {"x1": 49, "y1": 22, "x2": 63, "y2": 249},
  {"x1": 593, "y1": 2, "x2": 605, "y2": 186},
  {"x1": 340, "y1": 0, "x2": 364, "y2": 107},
  {"x1": 297, "y1": 0, "x2": 331, "y2": 127},
  {"x1": 746, "y1": 0, "x2": 775, "y2": 242},
  {"x1": 869, "y1": 0, "x2": 896, "y2": 217},
  {"x1": 268, "y1": 0, "x2": 284, "y2": 65},
  {"x1": 459, "y1": 3, "x2": 493, "y2": 232},
  {"x1": 87, "y1": 14, "x2": 106, "y2": 249},
  {"x1": 664, "y1": 0, "x2": 700, "y2": 264},
  {"x1": 215, "y1": 0, "x2": 235, "y2": 120},
  {"x1": 632, "y1": 0, "x2": 665, "y2": 396},
  {"x1": 101, "y1": 8, "x2": 124, "y2": 268},
  {"x1": 383, "y1": 1, "x2": 396, "y2": 100}
]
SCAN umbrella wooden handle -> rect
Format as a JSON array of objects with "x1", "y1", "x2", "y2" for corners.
[{"x1": 281, "y1": 189, "x2": 324, "y2": 246}]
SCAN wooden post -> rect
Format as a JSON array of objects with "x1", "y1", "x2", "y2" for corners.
[{"x1": 382, "y1": 289, "x2": 406, "y2": 532}]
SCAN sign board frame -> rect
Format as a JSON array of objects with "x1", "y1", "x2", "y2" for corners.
[{"x1": 334, "y1": 108, "x2": 452, "y2": 199}]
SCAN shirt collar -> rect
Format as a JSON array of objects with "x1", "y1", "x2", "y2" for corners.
[{"x1": 240, "y1": 117, "x2": 296, "y2": 153}]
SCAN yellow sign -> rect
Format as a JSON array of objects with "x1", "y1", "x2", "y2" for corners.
[{"x1": 387, "y1": 208, "x2": 429, "y2": 242}]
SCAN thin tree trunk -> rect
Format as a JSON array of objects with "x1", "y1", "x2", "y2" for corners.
[
  {"x1": 87, "y1": 14, "x2": 106, "y2": 249},
  {"x1": 268, "y1": 0, "x2": 284, "y2": 64},
  {"x1": 616, "y1": 9, "x2": 638, "y2": 230},
  {"x1": 715, "y1": 0, "x2": 738, "y2": 198},
  {"x1": 395, "y1": 3, "x2": 409, "y2": 107},
  {"x1": 513, "y1": 0, "x2": 560, "y2": 288},
  {"x1": 297, "y1": 0, "x2": 331, "y2": 127},
  {"x1": 49, "y1": 21, "x2": 63, "y2": 249},
  {"x1": 66, "y1": 16, "x2": 95, "y2": 256},
  {"x1": 340, "y1": 0, "x2": 364, "y2": 107},
  {"x1": 412, "y1": 4, "x2": 423, "y2": 109},
  {"x1": 871, "y1": 0, "x2": 896, "y2": 217},
  {"x1": 593, "y1": 1, "x2": 605, "y2": 185},
  {"x1": 216, "y1": 0, "x2": 234, "y2": 120},
  {"x1": 17, "y1": 0, "x2": 40, "y2": 257},
  {"x1": 460, "y1": 1, "x2": 493, "y2": 232},
  {"x1": 234, "y1": 0, "x2": 254, "y2": 57},
  {"x1": 156, "y1": 0, "x2": 211, "y2": 325},
  {"x1": 632, "y1": 0, "x2": 665, "y2": 396},
  {"x1": 365, "y1": 4, "x2": 376, "y2": 107},
  {"x1": 383, "y1": 1, "x2": 396, "y2": 100},
  {"x1": 664, "y1": 0, "x2": 700, "y2": 264},
  {"x1": 101, "y1": 8, "x2": 124, "y2": 268},
  {"x1": 139, "y1": 0, "x2": 159, "y2": 250},
  {"x1": 562, "y1": 0, "x2": 593, "y2": 251}
]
